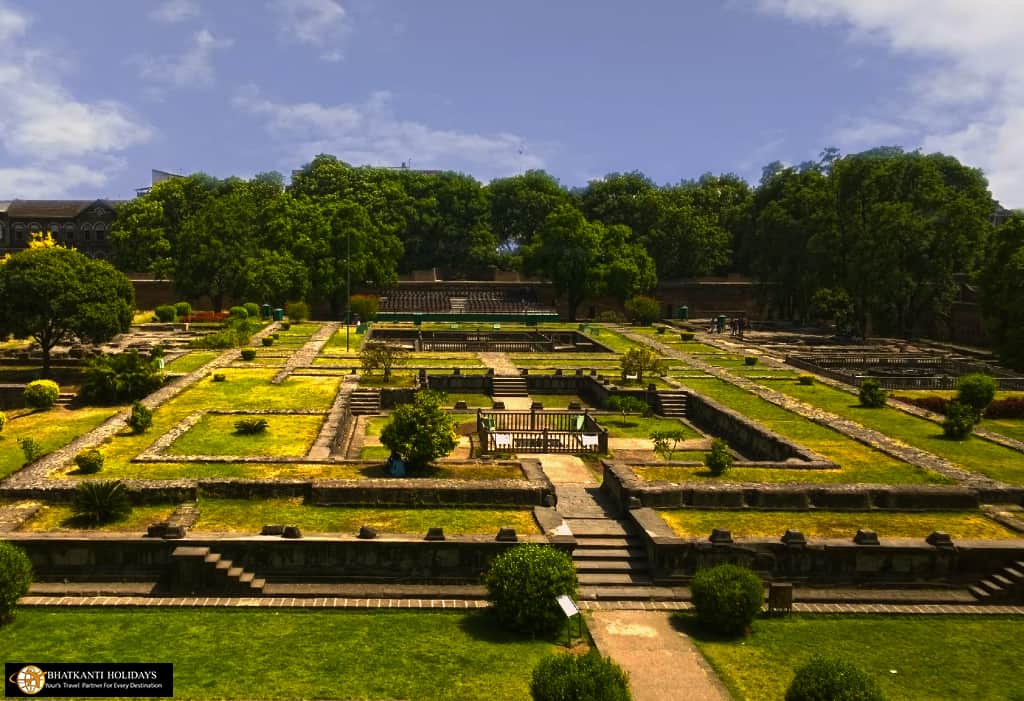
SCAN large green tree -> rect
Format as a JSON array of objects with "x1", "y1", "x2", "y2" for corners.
[
  {"x1": 488, "y1": 170, "x2": 571, "y2": 256},
  {"x1": 980, "y1": 215, "x2": 1024, "y2": 370},
  {"x1": 0, "y1": 247, "x2": 134, "y2": 376},
  {"x1": 523, "y1": 205, "x2": 604, "y2": 321}
]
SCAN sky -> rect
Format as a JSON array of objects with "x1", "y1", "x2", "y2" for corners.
[{"x1": 0, "y1": 0, "x2": 1020, "y2": 206}]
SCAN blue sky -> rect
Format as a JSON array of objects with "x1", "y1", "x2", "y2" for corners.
[{"x1": 1, "y1": 1, "x2": 1020, "y2": 205}]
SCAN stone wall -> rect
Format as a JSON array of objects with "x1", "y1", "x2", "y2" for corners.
[{"x1": 629, "y1": 507, "x2": 1024, "y2": 586}]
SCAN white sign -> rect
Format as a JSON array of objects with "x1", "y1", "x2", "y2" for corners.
[{"x1": 556, "y1": 594, "x2": 579, "y2": 618}]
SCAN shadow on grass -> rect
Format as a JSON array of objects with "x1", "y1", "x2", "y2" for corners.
[
  {"x1": 669, "y1": 611, "x2": 754, "y2": 643},
  {"x1": 457, "y1": 609, "x2": 576, "y2": 645}
]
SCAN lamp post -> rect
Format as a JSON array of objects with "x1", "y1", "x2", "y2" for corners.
[{"x1": 345, "y1": 225, "x2": 351, "y2": 352}]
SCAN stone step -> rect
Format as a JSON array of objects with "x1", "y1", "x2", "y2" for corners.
[
  {"x1": 969, "y1": 585, "x2": 993, "y2": 601},
  {"x1": 238, "y1": 572, "x2": 255, "y2": 585},
  {"x1": 572, "y1": 548, "x2": 646, "y2": 560},
  {"x1": 991, "y1": 574, "x2": 1015, "y2": 589},
  {"x1": 204, "y1": 553, "x2": 222, "y2": 565},
  {"x1": 1003, "y1": 567, "x2": 1023, "y2": 582},
  {"x1": 565, "y1": 519, "x2": 635, "y2": 537},
  {"x1": 979, "y1": 579, "x2": 1004, "y2": 595},
  {"x1": 171, "y1": 546, "x2": 210, "y2": 559},
  {"x1": 577, "y1": 572, "x2": 653, "y2": 586},
  {"x1": 214, "y1": 559, "x2": 232, "y2": 572},
  {"x1": 578, "y1": 585, "x2": 680, "y2": 601},
  {"x1": 227, "y1": 567, "x2": 243, "y2": 579},
  {"x1": 250, "y1": 578, "x2": 266, "y2": 592},
  {"x1": 574, "y1": 560, "x2": 649, "y2": 573}
]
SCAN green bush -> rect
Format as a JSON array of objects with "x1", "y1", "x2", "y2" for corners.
[
  {"x1": 240, "y1": 348, "x2": 257, "y2": 361},
  {"x1": 285, "y1": 301, "x2": 310, "y2": 321},
  {"x1": 174, "y1": 301, "x2": 192, "y2": 318},
  {"x1": 74, "y1": 448, "x2": 104, "y2": 474},
  {"x1": 18, "y1": 437, "x2": 42, "y2": 464},
  {"x1": 484, "y1": 544, "x2": 578, "y2": 634},
  {"x1": 680, "y1": 331, "x2": 695, "y2": 341},
  {"x1": 189, "y1": 317, "x2": 260, "y2": 349},
  {"x1": 24, "y1": 379, "x2": 60, "y2": 410},
  {"x1": 128, "y1": 401, "x2": 152, "y2": 434},
  {"x1": 595, "y1": 310, "x2": 626, "y2": 323},
  {"x1": 81, "y1": 350, "x2": 165, "y2": 404},
  {"x1": 704, "y1": 437, "x2": 733, "y2": 476},
  {"x1": 212, "y1": 373, "x2": 227, "y2": 382},
  {"x1": 261, "y1": 336, "x2": 274, "y2": 347},
  {"x1": 234, "y1": 417, "x2": 268, "y2": 435},
  {"x1": 0, "y1": 541, "x2": 33, "y2": 622},
  {"x1": 530, "y1": 652, "x2": 632, "y2": 701},
  {"x1": 858, "y1": 378, "x2": 888, "y2": 408},
  {"x1": 0, "y1": 411, "x2": 6, "y2": 433},
  {"x1": 229, "y1": 306, "x2": 248, "y2": 320},
  {"x1": 690, "y1": 563, "x2": 764, "y2": 636},
  {"x1": 797, "y1": 373, "x2": 815, "y2": 385},
  {"x1": 154, "y1": 305, "x2": 176, "y2": 322},
  {"x1": 349, "y1": 294, "x2": 380, "y2": 322},
  {"x1": 380, "y1": 391, "x2": 457, "y2": 469},
  {"x1": 624, "y1": 295, "x2": 661, "y2": 325},
  {"x1": 785, "y1": 656, "x2": 887, "y2": 701},
  {"x1": 281, "y1": 321, "x2": 291, "y2": 331},
  {"x1": 744, "y1": 355, "x2": 758, "y2": 366},
  {"x1": 243, "y1": 302, "x2": 261, "y2": 319},
  {"x1": 942, "y1": 400, "x2": 977, "y2": 440},
  {"x1": 72, "y1": 480, "x2": 132, "y2": 526},
  {"x1": 956, "y1": 373, "x2": 997, "y2": 416}
]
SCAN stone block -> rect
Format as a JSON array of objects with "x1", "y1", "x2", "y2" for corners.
[
  {"x1": 853, "y1": 529, "x2": 880, "y2": 545},
  {"x1": 260, "y1": 524, "x2": 284, "y2": 536}
]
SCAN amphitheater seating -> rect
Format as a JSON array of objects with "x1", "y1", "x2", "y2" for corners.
[{"x1": 378, "y1": 286, "x2": 555, "y2": 315}]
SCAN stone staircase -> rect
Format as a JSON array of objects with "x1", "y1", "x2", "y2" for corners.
[
  {"x1": 491, "y1": 375, "x2": 529, "y2": 397},
  {"x1": 655, "y1": 390, "x2": 688, "y2": 418},
  {"x1": 969, "y1": 560, "x2": 1024, "y2": 603},
  {"x1": 348, "y1": 389, "x2": 381, "y2": 415},
  {"x1": 171, "y1": 546, "x2": 265, "y2": 595}
]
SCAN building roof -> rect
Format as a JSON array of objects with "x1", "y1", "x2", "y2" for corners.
[
  {"x1": 0, "y1": 201, "x2": 10, "y2": 214},
  {"x1": 5, "y1": 199, "x2": 119, "y2": 218}
]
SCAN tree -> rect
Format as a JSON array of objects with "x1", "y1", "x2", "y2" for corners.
[
  {"x1": 80, "y1": 350, "x2": 166, "y2": 404},
  {"x1": 488, "y1": 170, "x2": 571, "y2": 255},
  {"x1": 956, "y1": 373, "x2": 997, "y2": 418},
  {"x1": 523, "y1": 205, "x2": 604, "y2": 320},
  {"x1": 0, "y1": 541, "x2": 32, "y2": 623},
  {"x1": 360, "y1": 342, "x2": 408, "y2": 382},
  {"x1": 379, "y1": 391, "x2": 458, "y2": 469},
  {"x1": 600, "y1": 225, "x2": 657, "y2": 304},
  {"x1": 650, "y1": 429, "x2": 690, "y2": 459},
  {"x1": 979, "y1": 215, "x2": 1024, "y2": 370},
  {"x1": 0, "y1": 246, "x2": 134, "y2": 376},
  {"x1": 606, "y1": 395, "x2": 649, "y2": 423},
  {"x1": 623, "y1": 295, "x2": 661, "y2": 325},
  {"x1": 619, "y1": 346, "x2": 665, "y2": 384}
]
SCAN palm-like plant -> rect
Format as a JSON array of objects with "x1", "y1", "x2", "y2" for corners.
[{"x1": 72, "y1": 480, "x2": 132, "y2": 526}]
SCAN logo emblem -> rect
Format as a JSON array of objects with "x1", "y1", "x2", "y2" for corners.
[{"x1": 10, "y1": 665, "x2": 46, "y2": 695}]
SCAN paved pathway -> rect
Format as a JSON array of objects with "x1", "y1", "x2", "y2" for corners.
[
  {"x1": 478, "y1": 352, "x2": 518, "y2": 375},
  {"x1": 272, "y1": 322, "x2": 339, "y2": 384},
  {"x1": 588, "y1": 610, "x2": 730, "y2": 701},
  {"x1": 308, "y1": 374, "x2": 358, "y2": 459}
]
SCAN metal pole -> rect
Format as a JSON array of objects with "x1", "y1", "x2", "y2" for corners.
[{"x1": 345, "y1": 225, "x2": 351, "y2": 352}]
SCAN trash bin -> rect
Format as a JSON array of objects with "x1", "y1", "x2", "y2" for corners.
[
  {"x1": 678, "y1": 305, "x2": 688, "y2": 320},
  {"x1": 273, "y1": 308, "x2": 284, "y2": 321},
  {"x1": 260, "y1": 304, "x2": 272, "y2": 319}
]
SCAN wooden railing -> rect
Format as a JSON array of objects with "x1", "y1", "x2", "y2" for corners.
[{"x1": 476, "y1": 409, "x2": 608, "y2": 454}]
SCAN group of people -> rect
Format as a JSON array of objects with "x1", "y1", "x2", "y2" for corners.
[{"x1": 708, "y1": 316, "x2": 747, "y2": 338}]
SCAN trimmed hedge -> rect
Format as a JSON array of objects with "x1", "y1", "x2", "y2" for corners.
[
  {"x1": 785, "y1": 656, "x2": 887, "y2": 701},
  {"x1": 24, "y1": 379, "x2": 60, "y2": 410},
  {"x1": 530, "y1": 652, "x2": 632, "y2": 701},
  {"x1": 858, "y1": 378, "x2": 887, "y2": 408},
  {"x1": 0, "y1": 541, "x2": 33, "y2": 621},
  {"x1": 154, "y1": 305, "x2": 177, "y2": 322},
  {"x1": 128, "y1": 401, "x2": 153, "y2": 434},
  {"x1": 484, "y1": 544, "x2": 578, "y2": 634},
  {"x1": 74, "y1": 448, "x2": 104, "y2": 474},
  {"x1": 690, "y1": 563, "x2": 763, "y2": 636}
]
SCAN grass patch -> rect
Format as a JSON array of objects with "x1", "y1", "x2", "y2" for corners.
[
  {"x1": 986, "y1": 418, "x2": 1024, "y2": 443},
  {"x1": 768, "y1": 379, "x2": 1024, "y2": 486},
  {"x1": 166, "y1": 413, "x2": 324, "y2": 457},
  {"x1": 347, "y1": 457, "x2": 525, "y2": 481},
  {"x1": 193, "y1": 497, "x2": 540, "y2": 535},
  {"x1": 323, "y1": 326, "x2": 366, "y2": 350},
  {"x1": 0, "y1": 608, "x2": 559, "y2": 701},
  {"x1": 600, "y1": 415, "x2": 702, "y2": 440},
  {"x1": 0, "y1": 406, "x2": 120, "y2": 478},
  {"x1": 20, "y1": 504, "x2": 175, "y2": 532},
  {"x1": 444, "y1": 393, "x2": 493, "y2": 408},
  {"x1": 164, "y1": 351, "x2": 220, "y2": 374},
  {"x1": 680, "y1": 378, "x2": 946, "y2": 485},
  {"x1": 358, "y1": 372, "x2": 417, "y2": 387},
  {"x1": 626, "y1": 451, "x2": 708, "y2": 462},
  {"x1": 359, "y1": 445, "x2": 392, "y2": 460},
  {"x1": 529, "y1": 394, "x2": 594, "y2": 409},
  {"x1": 690, "y1": 615, "x2": 1024, "y2": 701},
  {"x1": 660, "y1": 509, "x2": 1016, "y2": 540}
]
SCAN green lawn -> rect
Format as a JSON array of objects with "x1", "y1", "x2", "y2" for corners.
[
  {"x1": 691, "y1": 615, "x2": 1024, "y2": 701},
  {"x1": 0, "y1": 406, "x2": 121, "y2": 478},
  {"x1": 986, "y1": 418, "x2": 1024, "y2": 443},
  {"x1": 444, "y1": 393, "x2": 493, "y2": 408},
  {"x1": 164, "y1": 351, "x2": 220, "y2": 374},
  {"x1": 66, "y1": 460, "x2": 526, "y2": 481},
  {"x1": 193, "y1": 497, "x2": 540, "y2": 535},
  {"x1": 529, "y1": 394, "x2": 595, "y2": 409},
  {"x1": 322, "y1": 326, "x2": 366, "y2": 350},
  {"x1": 679, "y1": 378, "x2": 946, "y2": 484},
  {"x1": 0, "y1": 609, "x2": 559, "y2": 700},
  {"x1": 166, "y1": 413, "x2": 325, "y2": 457},
  {"x1": 767, "y1": 379, "x2": 1024, "y2": 485},
  {"x1": 660, "y1": 509, "x2": 1016, "y2": 540},
  {"x1": 21, "y1": 504, "x2": 175, "y2": 532},
  {"x1": 601, "y1": 415, "x2": 702, "y2": 440},
  {"x1": 350, "y1": 456, "x2": 525, "y2": 481}
]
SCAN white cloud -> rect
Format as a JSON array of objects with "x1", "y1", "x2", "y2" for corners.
[
  {"x1": 233, "y1": 86, "x2": 546, "y2": 179},
  {"x1": 832, "y1": 119, "x2": 910, "y2": 149},
  {"x1": 134, "y1": 29, "x2": 234, "y2": 88},
  {"x1": 149, "y1": 0, "x2": 200, "y2": 24},
  {"x1": 271, "y1": 0, "x2": 350, "y2": 62},
  {"x1": 0, "y1": 3, "x2": 152, "y2": 196},
  {"x1": 758, "y1": 0, "x2": 1024, "y2": 205}
]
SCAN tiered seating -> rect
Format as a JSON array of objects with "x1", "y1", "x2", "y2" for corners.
[{"x1": 377, "y1": 285, "x2": 557, "y2": 316}]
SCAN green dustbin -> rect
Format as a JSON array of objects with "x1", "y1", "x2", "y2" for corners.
[
  {"x1": 678, "y1": 305, "x2": 689, "y2": 320},
  {"x1": 273, "y1": 308, "x2": 284, "y2": 321},
  {"x1": 261, "y1": 303, "x2": 272, "y2": 319}
]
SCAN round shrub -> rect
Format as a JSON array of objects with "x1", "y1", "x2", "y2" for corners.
[
  {"x1": 680, "y1": 331, "x2": 695, "y2": 341},
  {"x1": 154, "y1": 304, "x2": 176, "y2": 322},
  {"x1": 956, "y1": 373, "x2": 997, "y2": 416},
  {"x1": 484, "y1": 544, "x2": 578, "y2": 634},
  {"x1": 212, "y1": 373, "x2": 227, "y2": 382},
  {"x1": 530, "y1": 652, "x2": 632, "y2": 701},
  {"x1": 285, "y1": 301, "x2": 310, "y2": 322},
  {"x1": 24, "y1": 379, "x2": 59, "y2": 410},
  {"x1": 797, "y1": 373, "x2": 815, "y2": 386},
  {"x1": 624, "y1": 295, "x2": 661, "y2": 326},
  {"x1": 0, "y1": 541, "x2": 33, "y2": 622},
  {"x1": 942, "y1": 400, "x2": 977, "y2": 440},
  {"x1": 18, "y1": 437, "x2": 42, "y2": 464},
  {"x1": 595, "y1": 310, "x2": 626, "y2": 323},
  {"x1": 243, "y1": 302, "x2": 261, "y2": 319},
  {"x1": 74, "y1": 448, "x2": 104, "y2": 474},
  {"x1": 0, "y1": 411, "x2": 6, "y2": 433},
  {"x1": 240, "y1": 348, "x2": 257, "y2": 361},
  {"x1": 744, "y1": 355, "x2": 758, "y2": 366},
  {"x1": 281, "y1": 321, "x2": 291, "y2": 331},
  {"x1": 704, "y1": 437, "x2": 733, "y2": 477},
  {"x1": 128, "y1": 401, "x2": 152, "y2": 434},
  {"x1": 690, "y1": 563, "x2": 764, "y2": 636},
  {"x1": 858, "y1": 378, "x2": 887, "y2": 408},
  {"x1": 785, "y1": 656, "x2": 887, "y2": 701},
  {"x1": 72, "y1": 480, "x2": 132, "y2": 526},
  {"x1": 174, "y1": 301, "x2": 192, "y2": 318},
  {"x1": 229, "y1": 305, "x2": 248, "y2": 320},
  {"x1": 261, "y1": 336, "x2": 274, "y2": 347}
]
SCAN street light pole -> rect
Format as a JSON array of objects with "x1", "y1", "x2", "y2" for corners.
[{"x1": 345, "y1": 225, "x2": 351, "y2": 352}]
